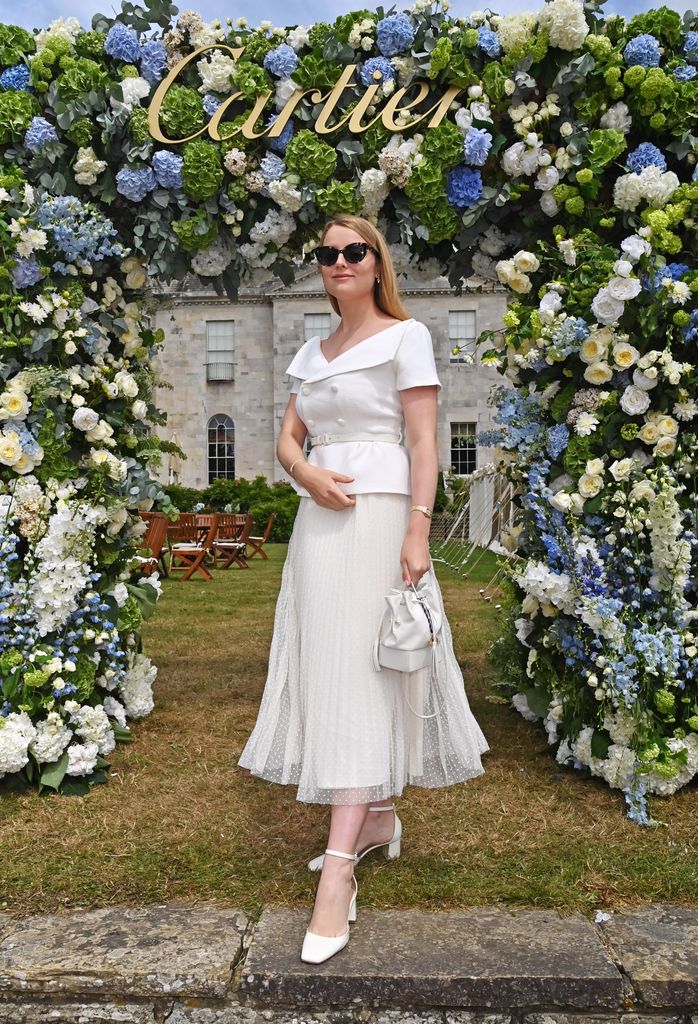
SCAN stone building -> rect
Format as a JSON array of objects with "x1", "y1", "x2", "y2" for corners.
[{"x1": 149, "y1": 268, "x2": 509, "y2": 491}]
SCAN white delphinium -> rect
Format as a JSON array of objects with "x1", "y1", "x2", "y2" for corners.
[
  {"x1": 647, "y1": 478, "x2": 691, "y2": 603},
  {"x1": 0, "y1": 712, "x2": 36, "y2": 777},
  {"x1": 29, "y1": 711, "x2": 72, "y2": 763},
  {"x1": 120, "y1": 652, "x2": 157, "y2": 719},
  {"x1": 544, "y1": 692, "x2": 564, "y2": 744}
]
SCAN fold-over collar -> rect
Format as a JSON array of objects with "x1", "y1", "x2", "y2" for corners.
[{"x1": 286, "y1": 319, "x2": 414, "y2": 386}]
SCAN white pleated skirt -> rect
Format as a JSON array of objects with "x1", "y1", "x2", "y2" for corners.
[{"x1": 237, "y1": 492, "x2": 490, "y2": 804}]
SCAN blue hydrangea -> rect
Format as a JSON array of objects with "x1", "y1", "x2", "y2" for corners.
[
  {"x1": 266, "y1": 114, "x2": 293, "y2": 154},
  {"x1": 259, "y1": 152, "x2": 285, "y2": 183},
  {"x1": 549, "y1": 315, "x2": 589, "y2": 358},
  {"x1": 139, "y1": 40, "x2": 167, "y2": 84},
  {"x1": 35, "y1": 195, "x2": 127, "y2": 270},
  {"x1": 546, "y1": 423, "x2": 570, "y2": 460},
  {"x1": 115, "y1": 166, "x2": 157, "y2": 201},
  {"x1": 694, "y1": 164, "x2": 698, "y2": 182},
  {"x1": 684, "y1": 30, "x2": 698, "y2": 61},
  {"x1": 446, "y1": 165, "x2": 483, "y2": 207},
  {"x1": 203, "y1": 93, "x2": 222, "y2": 117},
  {"x1": 24, "y1": 116, "x2": 59, "y2": 152},
  {"x1": 675, "y1": 63, "x2": 697, "y2": 80},
  {"x1": 359, "y1": 57, "x2": 396, "y2": 87},
  {"x1": 263, "y1": 43, "x2": 298, "y2": 78},
  {"x1": 626, "y1": 142, "x2": 667, "y2": 173},
  {"x1": 622, "y1": 33, "x2": 661, "y2": 67},
  {"x1": 683, "y1": 308, "x2": 698, "y2": 343},
  {"x1": 104, "y1": 23, "x2": 142, "y2": 63},
  {"x1": 376, "y1": 13, "x2": 415, "y2": 57},
  {"x1": 463, "y1": 127, "x2": 492, "y2": 167},
  {"x1": 11, "y1": 257, "x2": 43, "y2": 288},
  {"x1": 0, "y1": 64, "x2": 31, "y2": 91},
  {"x1": 477, "y1": 27, "x2": 502, "y2": 57},
  {"x1": 151, "y1": 150, "x2": 183, "y2": 189},
  {"x1": 642, "y1": 261, "x2": 690, "y2": 291}
]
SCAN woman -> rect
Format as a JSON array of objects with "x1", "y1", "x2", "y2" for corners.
[{"x1": 238, "y1": 215, "x2": 489, "y2": 964}]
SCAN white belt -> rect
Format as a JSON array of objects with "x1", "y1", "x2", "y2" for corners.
[{"x1": 309, "y1": 431, "x2": 402, "y2": 445}]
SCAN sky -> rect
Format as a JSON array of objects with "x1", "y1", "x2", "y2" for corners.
[{"x1": 2, "y1": 0, "x2": 692, "y2": 35}]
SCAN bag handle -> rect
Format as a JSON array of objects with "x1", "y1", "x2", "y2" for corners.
[{"x1": 408, "y1": 579, "x2": 435, "y2": 647}]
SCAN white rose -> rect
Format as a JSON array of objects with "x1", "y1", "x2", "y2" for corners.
[
  {"x1": 578, "y1": 473, "x2": 604, "y2": 498},
  {"x1": 630, "y1": 480, "x2": 655, "y2": 502},
  {"x1": 607, "y1": 276, "x2": 641, "y2": 302},
  {"x1": 609, "y1": 458, "x2": 634, "y2": 481},
  {"x1": 612, "y1": 342, "x2": 640, "y2": 369},
  {"x1": 620, "y1": 234, "x2": 651, "y2": 262},
  {"x1": 584, "y1": 361, "x2": 613, "y2": 385},
  {"x1": 620, "y1": 385, "x2": 651, "y2": 416},
  {"x1": 657, "y1": 416, "x2": 678, "y2": 436},
  {"x1": 654, "y1": 435, "x2": 676, "y2": 457},
  {"x1": 579, "y1": 336, "x2": 608, "y2": 364},
  {"x1": 131, "y1": 399, "x2": 148, "y2": 421},
  {"x1": 638, "y1": 422, "x2": 660, "y2": 444},
  {"x1": 586, "y1": 458, "x2": 605, "y2": 475},
  {"x1": 72, "y1": 407, "x2": 100, "y2": 432},
  {"x1": 513, "y1": 250, "x2": 540, "y2": 274},
  {"x1": 633, "y1": 367, "x2": 659, "y2": 391},
  {"x1": 591, "y1": 287, "x2": 625, "y2": 325},
  {"x1": 550, "y1": 491, "x2": 572, "y2": 512}
]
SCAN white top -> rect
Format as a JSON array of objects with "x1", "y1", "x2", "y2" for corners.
[{"x1": 285, "y1": 318, "x2": 442, "y2": 498}]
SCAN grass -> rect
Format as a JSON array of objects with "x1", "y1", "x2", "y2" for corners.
[{"x1": 1, "y1": 544, "x2": 697, "y2": 921}]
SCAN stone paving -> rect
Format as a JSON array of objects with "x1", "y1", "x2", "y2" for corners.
[{"x1": 0, "y1": 901, "x2": 696, "y2": 1024}]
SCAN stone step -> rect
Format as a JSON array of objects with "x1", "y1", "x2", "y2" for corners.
[{"x1": 240, "y1": 907, "x2": 625, "y2": 1009}]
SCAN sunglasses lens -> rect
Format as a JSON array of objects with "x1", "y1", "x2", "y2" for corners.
[
  {"x1": 315, "y1": 247, "x2": 338, "y2": 266},
  {"x1": 344, "y1": 244, "x2": 368, "y2": 263}
]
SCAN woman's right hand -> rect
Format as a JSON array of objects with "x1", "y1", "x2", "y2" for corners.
[{"x1": 296, "y1": 464, "x2": 356, "y2": 510}]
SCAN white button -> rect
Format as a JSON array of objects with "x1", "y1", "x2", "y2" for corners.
[
  {"x1": 307, "y1": 419, "x2": 315, "y2": 427},
  {"x1": 301, "y1": 385, "x2": 310, "y2": 395},
  {"x1": 330, "y1": 383, "x2": 339, "y2": 392},
  {"x1": 337, "y1": 417, "x2": 345, "y2": 425}
]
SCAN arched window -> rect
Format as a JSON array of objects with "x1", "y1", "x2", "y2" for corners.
[{"x1": 208, "y1": 414, "x2": 235, "y2": 483}]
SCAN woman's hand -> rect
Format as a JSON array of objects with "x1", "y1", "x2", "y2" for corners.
[
  {"x1": 296, "y1": 464, "x2": 356, "y2": 511},
  {"x1": 400, "y1": 532, "x2": 430, "y2": 586}
]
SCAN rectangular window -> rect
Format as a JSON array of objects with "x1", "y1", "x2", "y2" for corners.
[
  {"x1": 206, "y1": 320, "x2": 235, "y2": 382},
  {"x1": 450, "y1": 421, "x2": 477, "y2": 476},
  {"x1": 304, "y1": 312, "x2": 331, "y2": 342},
  {"x1": 448, "y1": 310, "x2": 477, "y2": 363}
]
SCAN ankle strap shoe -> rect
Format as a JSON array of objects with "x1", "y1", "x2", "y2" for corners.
[
  {"x1": 300, "y1": 870, "x2": 358, "y2": 964},
  {"x1": 307, "y1": 807, "x2": 402, "y2": 872}
]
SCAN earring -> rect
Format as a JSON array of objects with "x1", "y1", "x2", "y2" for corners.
[{"x1": 376, "y1": 277, "x2": 381, "y2": 285}]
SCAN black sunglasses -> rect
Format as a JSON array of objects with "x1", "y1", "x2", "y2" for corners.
[{"x1": 314, "y1": 242, "x2": 379, "y2": 266}]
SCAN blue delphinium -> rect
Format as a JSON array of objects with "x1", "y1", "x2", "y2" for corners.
[
  {"x1": 622, "y1": 33, "x2": 661, "y2": 67},
  {"x1": 684, "y1": 308, "x2": 698, "y2": 343},
  {"x1": 463, "y1": 126, "x2": 492, "y2": 166},
  {"x1": 626, "y1": 142, "x2": 667, "y2": 173},
  {"x1": 24, "y1": 116, "x2": 59, "y2": 152},
  {"x1": 260, "y1": 152, "x2": 286, "y2": 183},
  {"x1": 546, "y1": 423, "x2": 570, "y2": 461},
  {"x1": 266, "y1": 113, "x2": 293, "y2": 154},
  {"x1": 477, "y1": 27, "x2": 502, "y2": 57},
  {"x1": 263, "y1": 43, "x2": 298, "y2": 78},
  {"x1": 139, "y1": 40, "x2": 167, "y2": 84},
  {"x1": 0, "y1": 64, "x2": 31, "y2": 91},
  {"x1": 104, "y1": 23, "x2": 142, "y2": 63},
  {"x1": 151, "y1": 150, "x2": 183, "y2": 189},
  {"x1": 642, "y1": 260, "x2": 690, "y2": 291},
  {"x1": 203, "y1": 93, "x2": 222, "y2": 117},
  {"x1": 11, "y1": 257, "x2": 43, "y2": 288},
  {"x1": 446, "y1": 165, "x2": 483, "y2": 207},
  {"x1": 116, "y1": 166, "x2": 157, "y2": 201},
  {"x1": 623, "y1": 776, "x2": 655, "y2": 828},
  {"x1": 376, "y1": 13, "x2": 415, "y2": 57},
  {"x1": 360, "y1": 56, "x2": 396, "y2": 86},
  {"x1": 684, "y1": 30, "x2": 698, "y2": 61},
  {"x1": 674, "y1": 64, "x2": 697, "y2": 81}
]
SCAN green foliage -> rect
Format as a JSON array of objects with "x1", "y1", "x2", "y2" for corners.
[
  {"x1": 285, "y1": 129, "x2": 337, "y2": 183},
  {"x1": 159, "y1": 84, "x2": 206, "y2": 141},
  {"x1": 182, "y1": 140, "x2": 224, "y2": 200}
]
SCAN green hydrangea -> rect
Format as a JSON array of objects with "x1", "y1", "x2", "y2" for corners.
[
  {"x1": 420, "y1": 120, "x2": 464, "y2": 169},
  {"x1": 128, "y1": 108, "x2": 151, "y2": 143},
  {"x1": 24, "y1": 669, "x2": 50, "y2": 689},
  {"x1": 0, "y1": 166, "x2": 25, "y2": 190},
  {"x1": 172, "y1": 210, "x2": 219, "y2": 252},
  {"x1": 75, "y1": 30, "x2": 107, "y2": 59},
  {"x1": 447, "y1": 51, "x2": 478, "y2": 89},
  {"x1": 73, "y1": 654, "x2": 97, "y2": 702},
  {"x1": 673, "y1": 309, "x2": 691, "y2": 327},
  {"x1": 219, "y1": 114, "x2": 266, "y2": 151},
  {"x1": 360, "y1": 121, "x2": 391, "y2": 166},
  {"x1": 605, "y1": 66, "x2": 622, "y2": 85},
  {"x1": 419, "y1": 199, "x2": 460, "y2": 244},
  {"x1": 316, "y1": 180, "x2": 360, "y2": 215},
  {"x1": 182, "y1": 140, "x2": 224, "y2": 200},
  {"x1": 404, "y1": 157, "x2": 446, "y2": 208},
  {"x1": 30, "y1": 36, "x2": 73, "y2": 92},
  {"x1": 293, "y1": 53, "x2": 343, "y2": 89},
  {"x1": 120, "y1": 64, "x2": 140, "y2": 78},
  {"x1": 159, "y1": 85, "x2": 206, "y2": 141},
  {"x1": 649, "y1": 112, "x2": 666, "y2": 129},
  {"x1": 428, "y1": 36, "x2": 453, "y2": 79},
  {"x1": 623, "y1": 65, "x2": 646, "y2": 88},
  {"x1": 227, "y1": 178, "x2": 248, "y2": 203},
  {"x1": 462, "y1": 27, "x2": 479, "y2": 48},
  {"x1": 588, "y1": 128, "x2": 627, "y2": 167},
  {"x1": 686, "y1": 715, "x2": 698, "y2": 731},
  {"x1": 576, "y1": 168, "x2": 593, "y2": 185},
  {"x1": 231, "y1": 62, "x2": 272, "y2": 99},
  {"x1": 0, "y1": 23, "x2": 36, "y2": 66},
  {"x1": 308, "y1": 22, "x2": 331, "y2": 48},
  {"x1": 118, "y1": 595, "x2": 143, "y2": 634},
  {"x1": 65, "y1": 116, "x2": 94, "y2": 147},
  {"x1": 240, "y1": 32, "x2": 274, "y2": 64},
  {"x1": 626, "y1": 6, "x2": 682, "y2": 47},
  {"x1": 56, "y1": 57, "x2": 109, "y2": 102},
  {"x1": 285, "y1": 129, "x2": 337, "y2": 183},
  {"x1": 0, "y1": 90, "x2": 40, "y2": 145},
  {"x1": 654, "y1": 689, "x2": 676, "y2": 715},
  {"x1": 563, "y1": 434, "x2": 593, "y2": 477}
]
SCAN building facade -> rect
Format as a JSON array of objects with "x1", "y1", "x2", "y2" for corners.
[{"x1": 150, "y1": 269, "x2": 509, "y2": 491}]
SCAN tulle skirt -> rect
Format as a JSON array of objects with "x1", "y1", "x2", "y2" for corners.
[{"x1": 237, "y1": 492, "x2": 490, "y2": 804}]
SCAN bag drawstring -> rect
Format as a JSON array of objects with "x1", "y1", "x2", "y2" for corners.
[{"x1": 372, "y1": 580, "x2": 439, "y2": 720}]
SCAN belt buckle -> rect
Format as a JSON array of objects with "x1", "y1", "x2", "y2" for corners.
[{"x1": 316, "y1": 432, "x2": 332, "y2": 444}]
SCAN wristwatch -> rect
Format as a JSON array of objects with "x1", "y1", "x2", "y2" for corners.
[{"x1": 410, "y1": 504, "x2": 433, "y2": 519}]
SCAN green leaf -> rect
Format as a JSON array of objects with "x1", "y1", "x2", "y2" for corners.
[
  {"x1": 39, "y1": 750, "x2": 69, "y2": 791},
  {"x1": 591, "y1": 729, "x2": 611, "y2": 759},
  {"x1": 524, "y1": 685, "x2": 549, "y2": 719}
]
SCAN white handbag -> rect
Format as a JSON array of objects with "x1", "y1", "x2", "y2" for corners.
[{"x1": 371, "y1": 575, "x2": 443, "y2": 719}]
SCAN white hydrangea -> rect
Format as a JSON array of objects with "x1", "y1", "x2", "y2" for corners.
[
  {"x1": 286, "y1": 24, "x2": 310, "y2": 50},
  {"x1": 191, "y1": 235, "x2": 235, "y2": 276},
  {"x1": 73, "y1": 147, "x2": 107, "y2": 186},
  {"x1": 66, "y1": 741, "x2": 100, "y2": 777},
  {"x1": 29, "y1": 711, "x2": 72, "y2": 764},
  {"x1": 516, "y1": 560, "x2": 576, "y2": 614},
  {"x1": 538, "y1": 0, "x2": 589, "y2": 50},
  {"x1": 268, "y1": 178, "x2": 303, "y2": 212},
  {"x1": 496, "y1": 12, "x2": 536, "y2": 52},
  {"x1": 359, "y1": 168, "x2": 389, "y2": 215},
  {"x1": 223, "y1": 148, "x2": 247, "y2": 176},
  {"x1": 71, "y1": 704, "x2": 116, "y2": 756},
  {"x1": 275, "y1": 77, "x2": 300, "y2": 112},
  {"x1": 600, "y1": 101, "x2": 632, "y2": 133},
  {"x1": 614, "y1": 166, "x2": 680, "y2": 212},
  {"x1": 103, "y1": 695, "x2": 128, "y2": 728},
  {"x1": 109, "y1": 78, "x2": 151, "y2": 115},
  {"x1": 120, "y1": 652, "x2": 157, "y2": 720},
  {"x1": 197, "y1": 51, "x2": 238, "y2": 94},
  {"x1": 544, "y1": 692, "x2": 564, "y2": 744},
  {"x1": 0, "y1": 711, "x2": 36, "y2": 777},
  {"x1": 512, "y1": 692, "x2": 540, "y2": 722},
  {"x1": 33, "y1": 16, "x2": 81, "y2": 51},
  {"x1": 249, "y1": 209, "x2": 295, "y2": 247}
]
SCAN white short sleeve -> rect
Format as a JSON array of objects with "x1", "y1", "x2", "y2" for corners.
[
  {"x1": 288, "y1": 377, "x2": 301, "y2": 395},
  {"x1": 394, "y1": 320, "x2": 442, "y2": 391}
]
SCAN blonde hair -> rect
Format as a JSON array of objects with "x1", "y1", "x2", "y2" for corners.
[{"x1": 320, "y1": 215, "x2": 411, "y2": 321}]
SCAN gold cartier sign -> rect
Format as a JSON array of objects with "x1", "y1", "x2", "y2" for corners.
[{"x1": 147, "y1": 44, "x2": 463, "y2": 144}]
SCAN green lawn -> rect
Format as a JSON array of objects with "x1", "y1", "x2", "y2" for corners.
[{"x1": 1, "y1": 544, "x2": 696, "y2": 921}]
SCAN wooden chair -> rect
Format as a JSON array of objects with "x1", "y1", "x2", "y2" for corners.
[
  {"x1": 137, "y1": 512, "x2": 169, "y2": 577},
  {"x1": 246, "y1": 512, "x2": 276, "y2": 560},
  {"x1": 212, "y1": 513, "x2": 253, "y2": 569},
  {"x1": 167, "y1": 512, "x2": 219, "y2": 581}
]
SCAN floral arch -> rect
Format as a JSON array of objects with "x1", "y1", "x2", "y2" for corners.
[{"x1": 0, "y1": 0, "x2": 697, "y2": 823}]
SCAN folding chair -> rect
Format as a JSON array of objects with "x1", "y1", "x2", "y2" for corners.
[
  {"x1": 137, "y1": 512, "x2": 169, "y2": 577},
  {"x1": 168, "y1": 512, "x2": 219, "y2": 581},
  {"x1": 246, "y1": 512, "x2": 276, "y2": 561},
  {"x1": 212, "y1": 513, "x2": 253, "y2": 569}
]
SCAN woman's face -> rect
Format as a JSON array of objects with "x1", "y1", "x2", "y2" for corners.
[{"x1": 318, "y1": 225, "x2": 381, "y2": 306}]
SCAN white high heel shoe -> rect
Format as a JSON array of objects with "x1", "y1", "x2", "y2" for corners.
[
  {"x1": 307, "y1": 804, "x2": 402, "y2": 872},
  {"x1": 300, "y1": 849, "x2": 359, "y2": 964}
]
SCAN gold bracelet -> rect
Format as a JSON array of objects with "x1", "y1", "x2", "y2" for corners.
[
  {"x1": 289, "y1": 458, "x2": 304, "y2": 478},
  {"x1": 410, "y1": 504, "x2": 432, "y2": 519}
]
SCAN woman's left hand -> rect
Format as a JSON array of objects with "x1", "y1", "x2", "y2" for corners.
[{"x1": 400, "y1": 534, "x2": 431, "y2": 586}]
